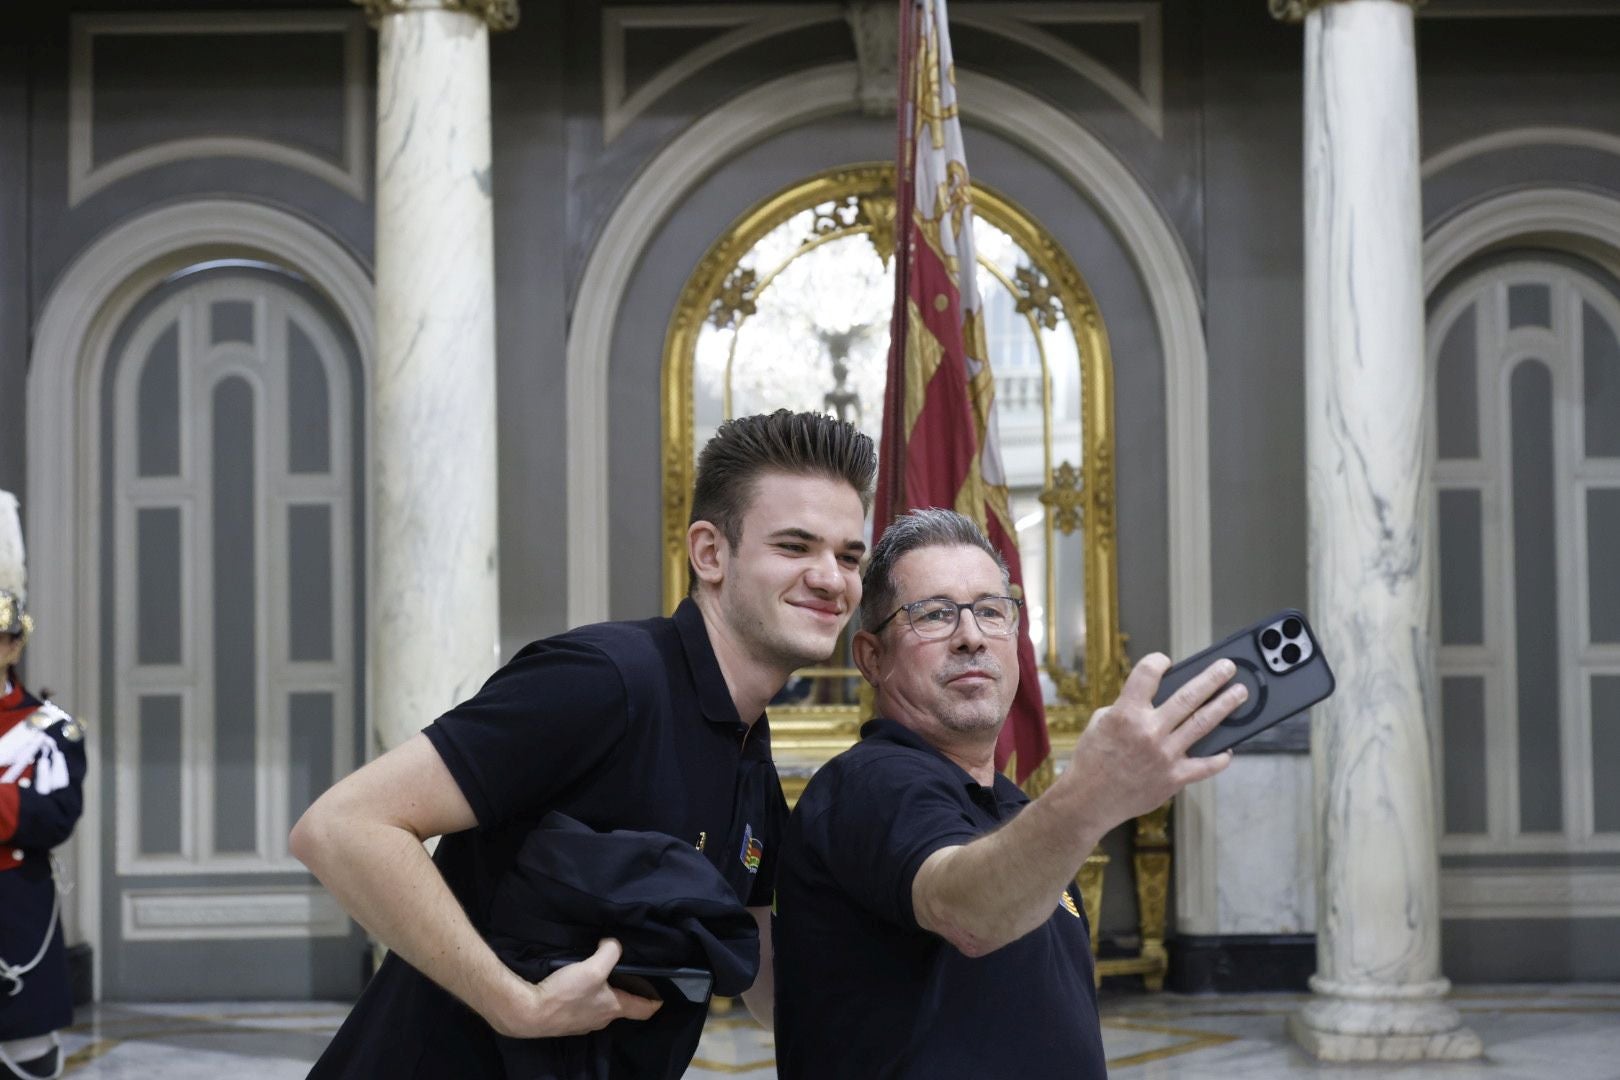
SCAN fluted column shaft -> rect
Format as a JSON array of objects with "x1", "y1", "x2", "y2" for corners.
[
  {"x1": 1289, "y1": 0, "x2": 1480, "y2": 1061},
  {"x1": 371, "y1": 0, "x2": 501, "y2": 753}
]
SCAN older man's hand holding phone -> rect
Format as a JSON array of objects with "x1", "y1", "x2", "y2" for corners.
[
  {"x1": 1154, "y1": 609, "x2": 1336, "y2": 757},
  {"x1": 1063, "y1": 609, "x2": 1335, "y2": 831}
]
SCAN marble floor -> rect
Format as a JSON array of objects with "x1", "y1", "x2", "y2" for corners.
[{"x1": 48, "y1": 984, "x2": 1620, "y2": 1078}]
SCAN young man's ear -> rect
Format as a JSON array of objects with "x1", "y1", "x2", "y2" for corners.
[
  {"x1": 851, "y1": 629, "x2": 882, "y2": 687},
  {"x1": 687, "y1": 520, "x2": 728, "y2": 588}
]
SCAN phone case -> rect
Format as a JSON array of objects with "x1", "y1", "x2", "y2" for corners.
[
  {"x1": 542, "y1": 957, "x2": 714, "y2": 1005},
  {"x1": 608, "y1": 964, "x2": 713, "y2": 1005},
  {"x1": 1152, "y1": 608, "x2": 1336, "y2": 757}
]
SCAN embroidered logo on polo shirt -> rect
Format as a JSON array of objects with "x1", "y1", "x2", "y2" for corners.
[
  {"x1": 1060, "y1": 889, "x2": 1081, "y2": 918},
  {"x1": 739, "y1": 824, "x2": 763, "y2": 874}
]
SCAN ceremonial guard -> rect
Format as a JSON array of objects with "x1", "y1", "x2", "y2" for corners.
[{"x1": 0, "y1": 492, "x2": 85, "y2": 1080}]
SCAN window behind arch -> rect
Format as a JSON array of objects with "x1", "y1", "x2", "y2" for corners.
[{"x1": 1429, "y1": 254, "x2": 1620, "y2": 855}]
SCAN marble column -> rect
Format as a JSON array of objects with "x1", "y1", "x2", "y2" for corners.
[
  {"x1": 1278, "y1": 0, "x2": 1483, "y2": 1061},
  {"x1": 364, "y1": 0, "x2": 515, "y2": 753}
]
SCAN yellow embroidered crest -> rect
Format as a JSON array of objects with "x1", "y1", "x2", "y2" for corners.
[{"x1": 1059, "y1": 889, "x2": 1081, "y2": 918}]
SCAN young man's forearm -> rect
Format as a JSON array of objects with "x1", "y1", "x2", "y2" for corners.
[{"x1": 291, "y1": 807, "x2": 529, "y2": 1032}]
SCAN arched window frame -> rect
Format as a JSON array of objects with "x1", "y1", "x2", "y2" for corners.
[
  {"x1": 1428, "y1": 254, "x2": 1620, "y2": 856},
  {"x1": 660, "y1": 163, "x2": 1123, "y2": 757}
]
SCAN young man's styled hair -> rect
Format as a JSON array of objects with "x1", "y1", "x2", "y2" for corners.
[
  {"x1": 858, "y1": 507, "x2": 1009, "y2": 631},
  {"x1": 689, "y1": 410, "x2": 877, "y2": 591}
]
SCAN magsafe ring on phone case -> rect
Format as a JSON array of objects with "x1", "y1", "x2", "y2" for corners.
[{"x1": 1221, "y1": 658, "x2": 1267, "y2": 726}]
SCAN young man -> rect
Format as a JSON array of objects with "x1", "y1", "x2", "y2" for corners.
[
  {"x1": 292, "y1": 410, "x2": 874, "y2": 1077},
  {"x1": 773, "y1": 509, "x2": 1246, "y2": 1078}
]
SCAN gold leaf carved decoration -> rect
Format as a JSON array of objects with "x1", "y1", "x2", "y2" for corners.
[
  {"x1": 1013, "y1": 264, "x2": 1061, "y2": 330},
  {"x1": 1039, "y1": 460, "x2": 1084, "y2": 535},
  {"x1": 858, "y1": 194, "x2": 897, "y2": 266},
  {"x1": 708, "y1": 267, "x2": 758, "y2": 330}
]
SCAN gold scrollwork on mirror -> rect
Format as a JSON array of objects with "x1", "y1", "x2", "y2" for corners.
[{"x1": 662, "y1": 163, "x2": 1125, "y2": 762}]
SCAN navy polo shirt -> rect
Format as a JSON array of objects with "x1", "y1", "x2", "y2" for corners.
[
  {"x1": 774, "y1": 718, "x2": 1107, "y2": 1080},
  {"x1": 310, "y1": 598, "x2": 786, "y2": 1078}
]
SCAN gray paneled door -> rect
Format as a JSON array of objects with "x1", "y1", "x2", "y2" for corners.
[
  {"x1": 101, "y1": 263, "x2": 366, "y2": 999},
  {"x1": 1429, "y1": 253, "x2": 1620, "y2": 925}
]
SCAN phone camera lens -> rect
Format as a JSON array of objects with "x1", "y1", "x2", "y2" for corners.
[
  {"x1": 1282, "y1": 617, "x2": 1303, "y2": 639},
  {"x1": 1281, "y1": 642, "x2": 1301, "y2": 664},
  {"x1": 1261, "y1": 628, "x2": 1282, "y2": 650}
]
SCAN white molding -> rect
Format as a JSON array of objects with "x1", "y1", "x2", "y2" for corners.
[
  {"x1": 953, "y1": 3, "x2": 1164, "y2": 138},
  {"x1": 121, "y1": 885, "x2": 350, "y2": 941},
  {"x1": 1422, "y1": 126, "x2": 1620, "y2": 180},
  {"x1": 1440, "y1": 867, "x2": 1620, "y2": 919},
  {"x1": 601, "y1": 5, "x2": 840, "y2": 144},
  {"x1": 68, "y1": 12, "x2": 368, "y2": 206},
  {"x1": 26, "y1": 199, "x2": 374, "y2": 999},
  {"x1": 563, "y1": 60, "x2": 1213, "y2": 923},
  {"x1": 1174, "y1": 775, "x2": 1221, "y2": 934},
  {"x1": 600, "y1": 2, "x2": 1166, "y2": 143},
  {"x1": 1425, "y1": 187, "x2": 1620, "y2": 293}
]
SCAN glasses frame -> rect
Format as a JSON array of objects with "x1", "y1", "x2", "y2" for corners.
[{"x1": 870, "y1": 594, "x2": 1024, "y2": 640}]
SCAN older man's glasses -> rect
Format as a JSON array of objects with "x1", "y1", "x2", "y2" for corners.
[{"x1": 871, "y1": 596, "x2": 1022, "y2": 640}]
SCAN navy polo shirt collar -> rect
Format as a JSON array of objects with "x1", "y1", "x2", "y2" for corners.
[
  {"x1": 859, "y1": 717, "x2": 1026, "y2": 814},
  {"x1": 673, "y1": 597, "x2": 765, "y2": 735}
]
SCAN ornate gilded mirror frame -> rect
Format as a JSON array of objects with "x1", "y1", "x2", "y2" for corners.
[{"x1": 661, "y1": 163, "x2": 1126, "y2": 763}]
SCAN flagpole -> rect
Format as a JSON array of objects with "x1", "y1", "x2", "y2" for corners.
[{"x1": 876, "y1": 0, "x2": 918, "y2": 534}]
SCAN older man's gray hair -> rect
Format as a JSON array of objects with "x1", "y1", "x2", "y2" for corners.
[{"x1": 859, "y1": 508, "x2": 1010, "y2": 631}]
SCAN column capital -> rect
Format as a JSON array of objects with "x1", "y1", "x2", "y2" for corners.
[
  {"x1": 356, "y1": 0, "x2": 519, "y2": 32},
  {"x1": 1269, "y1": 0, "x2": 1422, "y2": 24}
]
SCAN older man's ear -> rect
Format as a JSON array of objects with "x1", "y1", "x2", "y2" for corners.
[{"x1": 852, "y1": 628, "x2": 882, "y2": 687}]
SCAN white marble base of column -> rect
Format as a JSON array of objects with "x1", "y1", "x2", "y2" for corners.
[{"x1": 1289, "y1": 985, "x2": 1483, "y2": 1062}]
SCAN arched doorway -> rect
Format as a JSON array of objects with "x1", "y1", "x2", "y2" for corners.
[
  {"x1": 98, "y1": 262, "x2": 367, "y2": 998},
  {"x1": 26, "y1": 201, "x2": 374, "y2": 998}
]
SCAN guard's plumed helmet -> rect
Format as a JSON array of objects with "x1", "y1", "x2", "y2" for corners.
[{"x1": 0, "y1": 490, "x2": 29, "y2": 642}]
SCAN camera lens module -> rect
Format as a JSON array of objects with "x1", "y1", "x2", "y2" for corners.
[
  {"x1": 1282, "y1": 617, "x2": 1302, "y2": 639},
  {"x1": 1261, "y1": 628, "x2": 1282, "y2": 650},
  {"x1": 1282, "y1": 642, "x2": 1301, "y2": 664}
]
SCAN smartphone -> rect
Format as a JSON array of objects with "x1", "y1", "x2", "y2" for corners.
[
  {"x1": 1153, "y1": 608, "x2": 1335, "y2": 757},
  {"x1": 542, "y1": 957, "x2": 714, "y2": 1005}
]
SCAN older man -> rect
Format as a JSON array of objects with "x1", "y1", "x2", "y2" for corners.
[{"x1": 773, "y1": 508, "x2": 1247, "y2": 1078}]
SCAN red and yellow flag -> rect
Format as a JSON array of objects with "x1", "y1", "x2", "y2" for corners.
[{"x1": 876, "y1": 0, "x2": 1050, "y2": 787}]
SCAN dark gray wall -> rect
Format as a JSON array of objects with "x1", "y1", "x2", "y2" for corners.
[
  {"x1": 1202, "y1": 6, "x2": 1310, "y2": 633},
  {"x1": 491, "y1": 3, "x2": 573, "y2": 647},
  {"x1": 0, "y1": 21, "x2": 30, "y2": 504},
  {"x1": 1418, "y1": 14, "x2": 1620, "y2": 231}
]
